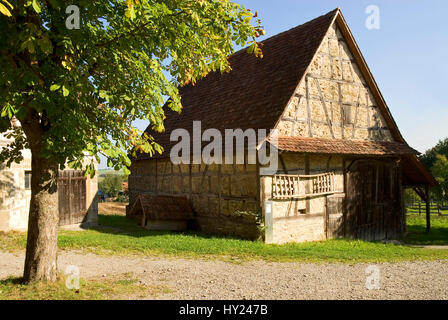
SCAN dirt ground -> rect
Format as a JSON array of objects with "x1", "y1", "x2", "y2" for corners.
[
  {"x1": 98, "y1": 202, "x2": 127, "y2": 216},
  {"x1": 1, "y1": 250, "x2": 447, "y2": 300}
]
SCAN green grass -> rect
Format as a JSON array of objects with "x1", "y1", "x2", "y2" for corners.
[
  {"x1": 1, "y1": 214, "x2": 448, "y2": 263},
  {"x1": 406, "y1": 207, "x2": 448, "y2": 215},
  {"x1": 404, "y1": 213, "x2": 448, "y2": 245},
  {"x1": 0, "y1": 273, "x2": 167, "y2": 300}
]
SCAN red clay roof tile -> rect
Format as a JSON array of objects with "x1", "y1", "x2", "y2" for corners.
[
  {"x1": 271, "y1": 136, "x2": 419, "y2": 156},
  {"x1": 128, "y1": 195, "x2": 193, "y2": 220}
]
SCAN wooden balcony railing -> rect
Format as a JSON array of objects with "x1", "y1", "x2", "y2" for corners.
[{"x1": 272, "y1": 172, "x2": 335, "y2": 200}]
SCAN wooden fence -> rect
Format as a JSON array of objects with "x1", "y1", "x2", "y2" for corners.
[
  {"x1": 58, "y1": 170, "x2": 87, "y2": 226},
  {"x1": 406, "y1": 201, "x2": 447, "y2": 215}
]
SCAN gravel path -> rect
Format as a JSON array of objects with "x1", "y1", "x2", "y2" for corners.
[{"x1": 1, "y1": 250, "x2": 447, "y2": 300}]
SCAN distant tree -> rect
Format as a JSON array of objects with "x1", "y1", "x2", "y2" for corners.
[
  {"x1": 431, "y1": 154, "x2": 448, "y2": 204},
  {"x1": 122, "y1": 171, "x2": 129, "y2": 182},
  {"x1": 420, "y1": 138, "x2": 448, "y2": 169},
  {"x1": 404, "y1": 189, "x2": 418, "y2": 205},
  {"x1": 99, "y1": 173, "x2": 124, "y2": 198}
]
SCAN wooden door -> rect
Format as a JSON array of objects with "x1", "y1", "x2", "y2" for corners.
[
  {"x1": 345, "y1": 160, "x2": 402, "y2": 241},
  {"x1": 58, "y1": 170, "x2": 87, "y2": 226}
]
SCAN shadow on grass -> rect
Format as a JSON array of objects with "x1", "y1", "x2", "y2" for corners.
[
  {"x1": 94, "y1": 214, "x2": 448, "y2": 245},
  {"x1": 0, "y1": 277, "x2": 23, "y2": 286},
  {"x1": 403, "y1": 214, "x2": 448, "y2": 245},
  {"x1": 91, "y1": 214, "x2": 250, "y2": 242}
]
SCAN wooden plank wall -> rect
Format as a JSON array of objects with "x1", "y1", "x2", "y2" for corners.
[{"x1": 344, "y1": 159, "x2": 402, "y2": 241}]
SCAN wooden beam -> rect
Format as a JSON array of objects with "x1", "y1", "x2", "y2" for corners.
[
  {"x1": 399, "y1": 166, "x2": 406, "y2": 233},
  {"x1": 338, "y1": 82, "x2": 344, "y2": 139},
  {"x1": 279, "y1": 154, "x2": 288, "y2": 174},
  {"x1": 291, "y1": 95, "x2": 303, "y2": 135},
  {"x1": 413, "y1": 187, "x2": 427, "y2": 203},
  {"x1": 305, "y1": 154, "x2": 310, "y2": 214},
  {"x1": 305, "y1": 76, "x2": 313, "y2": 137},
  {"x1": 218, "y1": 163, "x2": 222, "y2": 216},
  {"x1": 314, "y1": 78, "x2": 335, "y2": 138},
  {"x1": 351, "y1": 87, "x2": 361, "y2": 139}
]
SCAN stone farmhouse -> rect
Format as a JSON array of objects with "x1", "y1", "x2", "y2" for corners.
[
  {"x1": 0, "y1": 122, "x2": 98, "y2": 232},
  {"x1": 128, "y1": 9, "x2": 436, "y2": 244}
]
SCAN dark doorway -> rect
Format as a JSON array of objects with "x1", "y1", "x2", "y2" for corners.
[{"x1": 345, "y1": 159, "x2": 403, "y2": 241}]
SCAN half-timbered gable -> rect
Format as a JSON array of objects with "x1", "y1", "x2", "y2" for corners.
[{"x1": 277, "y1": 23, "x2": 392, "y2": 142}]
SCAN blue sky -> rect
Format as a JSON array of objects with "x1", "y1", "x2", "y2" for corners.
[{"x1": 100, "y1": 0, "x2": 448, "y2": 168}]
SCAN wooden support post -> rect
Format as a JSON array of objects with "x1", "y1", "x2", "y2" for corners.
[
  {"x1": 401, "y1": 187, "x2": 407, "y2": 232},
  {"x1": 425, "y1": 185, "x2": 431, "y2": 233},
  {"x1": 305, "y1": 154, "x2": 310, "y2": 214},
  {"x1": 279, "y1": 154, "x2": 288, "y2": 174}
]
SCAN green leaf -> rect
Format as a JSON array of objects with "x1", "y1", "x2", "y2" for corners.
[
  {"x1": 3, "y1": 0, "x2": 13, "y2": 9},
  {"x1": 38, "y1": 36, "x2": 53, "y2": 54},
  {"x1": 1, "y1": 104, "x2": 14, "y2": 118},
  {"x1": 247, "y1": 43, "x2": 256, "y2": 54},
  {"x1": 125, "y1": 6, "x2": 135, "y2": 20},
  {"x1": 32, "y1": 0, "x2": 41, "y2": 13},
  {"x1": 50, "y1": 84, "x2": 61, "y2": 91},
  {"x1": 0, "y1": 3, "x2": 12, "y2": 17},
  {"x1": 62, "y1": 85, "x2": 69, "y2": 97}
]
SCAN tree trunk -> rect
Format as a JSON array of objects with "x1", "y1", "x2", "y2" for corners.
[{"x1": 23, "y1": 153, "x2": 59, "y2": 283}]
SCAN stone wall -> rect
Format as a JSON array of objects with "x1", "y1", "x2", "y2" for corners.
[
  {"x1": 82, "y1": 157, "x2": 99, "y2": 227},
  {"x1": 129, "y1": 157, "x2": 260, "y2": 239},
  {"x1": 261, "y1": 154, "x2": 345, "y2": 244},
  {"x1": 0, "y1": 149, "x2": 32, "y2": 232},
  {"x1": 276, "y1": 22, "x2": 392, "y2": 142}
]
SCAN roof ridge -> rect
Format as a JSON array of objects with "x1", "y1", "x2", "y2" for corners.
[{"x1": 230, "y1": 8, "x2": 339, "y2": 59}]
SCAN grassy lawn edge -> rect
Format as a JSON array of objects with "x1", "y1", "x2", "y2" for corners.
[{"x1": 1, "y1": 214, "x2": 448, "y2": 264}]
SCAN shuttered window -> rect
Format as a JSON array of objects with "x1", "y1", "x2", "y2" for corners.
[
  {"x1": 343, "y1": 105, "x2": 352, "y2": 125},
  {"x1": 24, "y1": 171, "x2": 32, "y2": 189}
]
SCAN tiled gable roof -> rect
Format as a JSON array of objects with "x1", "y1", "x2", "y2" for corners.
[
  {"x1": 138, "y1": 9, "x2": 339, "y2": 160},
  {"x1": 128, "y1": 195, "x2": 194, "y2": 220}
]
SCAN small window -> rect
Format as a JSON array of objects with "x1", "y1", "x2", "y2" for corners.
[
  {"x1": 25, "y1": 171, "x2": 32, "y2": 189},
  {"x1": 343, "y1": 105, "x2": 353, "y2": 125}
]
